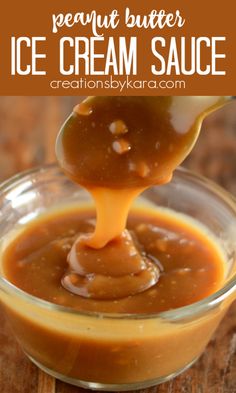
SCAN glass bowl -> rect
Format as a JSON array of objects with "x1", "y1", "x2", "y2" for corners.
[{"x1": 0, "y1": 164, "x2": 236, "y2": 391}]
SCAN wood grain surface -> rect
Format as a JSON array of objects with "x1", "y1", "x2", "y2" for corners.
[{"x1": 0, "y1": 97, "x2": 236, "y2": 393}]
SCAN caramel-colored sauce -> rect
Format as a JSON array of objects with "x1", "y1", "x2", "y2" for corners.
[
  {"x1": 55, "y1": 96, "x2": 229, "y2": 300},
  {"x1": 0, "y1": 96, "x2": 234, "y2": 388},
  {"x1": 57, "y1": 97, "x2": 228, "y2": 189},
  {"x1": 2, "y1": 207, "x2": 225, "y2": 313}
]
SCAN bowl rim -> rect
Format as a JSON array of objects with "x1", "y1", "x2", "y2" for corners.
[{"x1": 0, "y1": 163, "x2": 236, "y2": 321}]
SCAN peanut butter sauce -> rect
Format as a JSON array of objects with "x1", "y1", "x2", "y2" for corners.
[
  {"x1": 2, "y1": 206, "x2": 225, "y2": 313},
  {"x1": 55, "y1": 96, "x2": 229, "y2": 299}
]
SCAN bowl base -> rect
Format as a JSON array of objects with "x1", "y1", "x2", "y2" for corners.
[{"x1": 27, "y1": 354, "x2": 199, "y2": 391}]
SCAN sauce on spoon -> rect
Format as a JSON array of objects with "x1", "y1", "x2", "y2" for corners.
[{"x1": 56, "y1": 96, "x2": 230, "y2": 299}]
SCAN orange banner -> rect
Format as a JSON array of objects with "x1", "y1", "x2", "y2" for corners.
[{"x1": 0, "y1": 0, "x2": 235, "y2": 95}]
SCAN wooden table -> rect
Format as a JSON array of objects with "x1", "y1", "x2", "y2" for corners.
[{"x1": 0, "y1": 97, "x2": 236, "y2": 393}]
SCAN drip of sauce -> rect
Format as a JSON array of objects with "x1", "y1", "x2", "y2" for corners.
[
  {"x1": 64, "y1": 229, "x2": 160, "y2": 300},
  {"x1": 56, "y1": 96, "x2": 230, "y2": 299},
  {"x1": 85, "y1": 187, "x2": 144, "y2": 248}
]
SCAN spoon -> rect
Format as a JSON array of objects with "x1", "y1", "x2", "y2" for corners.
[
  {"x1": 56, "y1": 96, "x2": 233, "y2": 189},
  {"x1": 56, "y1": 96, "x2": 234, "y2": 249}
]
